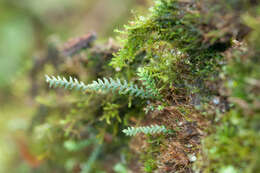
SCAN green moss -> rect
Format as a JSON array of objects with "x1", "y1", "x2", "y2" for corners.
[
  {"x1": 141, "y1": 135, "x2": 164, "y2": 172},
  {"x1": 197, "y1": 8, "x2": 260, "y2": 172},
  {"x1": 110, "y1": 0, "x2": 225, "y2": 101},
  {"x1": 29, "y1": 0, "x2": 260, "y2": 172},
  {"x1": 144, "y1": 158, "x2": 157, "y2": 173},
  {"x1": 100, "y1": 103, "x2": 121, "y2": 125},
  {"x1": 200, "y1": 109, "x2": 260, "y2": 173}
]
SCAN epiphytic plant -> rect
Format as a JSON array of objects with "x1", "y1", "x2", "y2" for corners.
[
  {"x1": 122, "y1": 125, "x2": 168, "y2": 136},
  {"x1": 45, "y1": 75, "x2": 157, "y2": 99}
]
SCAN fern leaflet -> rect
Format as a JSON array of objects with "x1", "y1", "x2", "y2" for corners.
[
  {"x1": 137, "y1": 68, "x2": 161, "y2": 98},
  {"x1": 122, "y1": 125, "x2": 168, "y2": 136}
]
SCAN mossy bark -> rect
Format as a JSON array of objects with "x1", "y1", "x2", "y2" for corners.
[{"x1": 31, "y1": 0, "x2": 259, "y2": 172}]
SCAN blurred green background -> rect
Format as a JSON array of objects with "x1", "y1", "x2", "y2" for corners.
[{"x1": 0, "y1": 0, "x2": 148, "y2": 172}]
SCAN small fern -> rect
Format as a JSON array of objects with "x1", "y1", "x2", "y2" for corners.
[
  {"x1": 122, "y1": 125, "x2": 168, "y2": 136},
  {"x1": 45, "y1": 75, "x2": 88, "y2": 91},
  {"x1": 137, "y1": 68, "x2": 161, "y2": 98},
  {"x1": 45, "y1": 75, "x2": 154, "y2": 99}
]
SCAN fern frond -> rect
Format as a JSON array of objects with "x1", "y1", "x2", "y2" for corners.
[
  {"x1": 137, "y1": 68, "x2": 161, "y2": 98},
  {"x1": 45, "y1": 75, "x2": 88, "y2": 91},
  {"x1": 122, "y1": 125, "x2": 168, "y2": 136},
  {"x1": 87, "y1": 77, "x2": 154, "y2": 98},
  {"x1": 45, "y1": 75, "x2": 154, "y2": 99}
]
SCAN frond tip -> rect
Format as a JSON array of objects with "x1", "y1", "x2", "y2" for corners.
[
  {"x1": 122, "y1": 125, "x2": 168, "y2": 136},
  {"x1": 45, "y1": 75, "x2": 88, "y2": 91}
]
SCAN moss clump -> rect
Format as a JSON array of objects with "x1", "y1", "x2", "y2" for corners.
[
  {"x1": 198, "y1": 53, "x2": 260, "y2": 173},
  {"x1": 111, "y1": 0, "x2": 228, "y2": 104},
  {"x1": 196, "y1": 5, "x2": 260, "y2": 172},
  {"x1": 201, "y1": 109, "x2": 260, "y2": 173}
]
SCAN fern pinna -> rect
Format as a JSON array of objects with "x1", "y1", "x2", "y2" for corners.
[
  {"x1": 137, "y1": 68, "x2": 161, "y2": 99},
  {"x1": 122, "y1": 125, "x2": 168, "y2": 136},
  {"x1": 45, "y1": 75, "x2": 155, "y2": 99}
]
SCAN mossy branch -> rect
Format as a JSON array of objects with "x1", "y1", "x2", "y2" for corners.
[
  {"x1": 122, "y1": 125, "x2": 168, "y2": 136},
  {"x1": 45, "y1": 75, "x2": 155, "y2": 99}
]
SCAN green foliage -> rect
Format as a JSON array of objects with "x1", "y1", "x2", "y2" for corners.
[
  {"x1": 42, "y1": 1, "x2": 228, "y2": 171},
  {"x1": 110, "y1": 0, "x2": 225, "y2": 102},
  {"x1": 87, "y1": 77, "x2": 154, "y2": 99},
  {"x1": 144, "y1": 104, "x2": 165, "y2": 114},
  {"x1": 45, "y1": 75, "x2": 88, "y2": 91},
  {"x1": 100, "y1": 103, "x2": 121, "y2": 124},
  {"x1": 201, "y1": 110, "x2": 260, "y2": 173},
  {"x1": 45, "y1": 75, "x2": 156, "y2": 99},
  {"x1": 144, "y1": 158, "x2": 157, "y2": 173},
  {"x1": 137, "y1": 67, "x2": 161, "y2": 99},
  {"x1": 197, "y1": 13, "x2": 260, "y2": 172},
  {"x1": 111, "y1": 0, "x2": 217, "y2": 70},
  {"x1": 34, "y1": 0, "x2": 260, "y2": 172},
  {"x1": 141, "y1": 135, "x2": 165, "y2": 173},
  {"x1": 122, "y1": 125, "x2": 168, "y2": 136}
]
